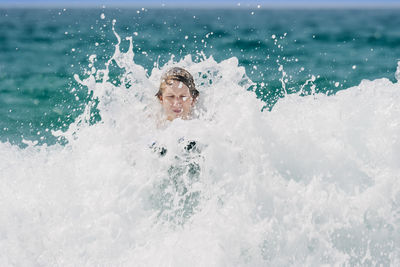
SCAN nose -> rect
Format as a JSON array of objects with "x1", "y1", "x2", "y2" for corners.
[{"x1": 172, "y1": 97, "x2": 183, "y2": 106}]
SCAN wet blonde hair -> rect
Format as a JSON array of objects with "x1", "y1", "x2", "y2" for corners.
[{"x1": 156, "y1": 67, "x2": 199, "y2": 100}]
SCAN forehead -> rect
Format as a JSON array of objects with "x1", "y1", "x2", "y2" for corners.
[{"x1": 162, "y1": 80, "x2": 190, "y2": 95}]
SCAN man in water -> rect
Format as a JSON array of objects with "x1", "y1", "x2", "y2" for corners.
[
  {"x1": 156, "y1": 67, "x2": 199, "y2": 121},
  {"x1": 152, "y1": 67, "x2": 200, "y2": 156},
  {"x1": 151, "y1": 68, "x2": 203, "y2": 224}
]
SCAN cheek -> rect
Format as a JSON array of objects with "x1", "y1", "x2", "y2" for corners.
[
  {"x1": 160, "y1": 99, "x2": 170, "y2": 110},
  {"x1": 183, "y1": 101, "x2": 193, "y2": 111}
]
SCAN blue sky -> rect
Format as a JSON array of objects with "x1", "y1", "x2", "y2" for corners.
[{"x1": 0, "y1": 0, "x2": 399, "y2": 7}]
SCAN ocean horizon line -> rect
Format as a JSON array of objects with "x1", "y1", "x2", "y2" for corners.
[{"x1": 1, "y1": 2, "x2": 400, "y2": 9}]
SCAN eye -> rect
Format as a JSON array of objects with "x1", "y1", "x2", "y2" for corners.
[{"x1": 181, "y1": 96, "x2": 189, "y2": 101}]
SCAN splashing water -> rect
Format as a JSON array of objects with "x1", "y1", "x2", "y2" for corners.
[
  {"x1": 396, "y1": 61, "x2": 400, "y2": 82},
  {"x1": 1, "y1": 28, "x2": 400, "y2": 266}
]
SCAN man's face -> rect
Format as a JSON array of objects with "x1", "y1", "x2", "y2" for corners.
[{"x1": 160, "y1": 80, "x2": 194, "y2": 121}]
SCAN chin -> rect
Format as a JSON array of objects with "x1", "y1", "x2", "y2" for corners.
[
  {"x1": 166, "y1": 114, "x2": 179, "y2": 121},
  {"x1": 166, "y1": 112, "x2": 189, "y2": 121}
]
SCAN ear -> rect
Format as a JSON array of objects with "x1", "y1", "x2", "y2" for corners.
[
  {"x1": 158, "y1": 95, "x2": 163, "y2": 103},
  {"x1": 191, "y1": 97, "x2": 197, "y2": 106}
]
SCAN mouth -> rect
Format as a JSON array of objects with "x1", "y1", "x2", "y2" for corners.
[{"x1": 172, "y1": 109, "x2": 182, "y2": 114}]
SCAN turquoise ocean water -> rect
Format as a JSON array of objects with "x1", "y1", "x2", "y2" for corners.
[
  {"x1": 1, "y1": 8, "x2": 399, "y2": 145},
  {"x1": 1, "y1": 7, "x2": 400, "y2": 266}
]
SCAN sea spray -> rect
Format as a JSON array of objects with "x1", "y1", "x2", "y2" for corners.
[
  {"x1": 1, "y1": 28, "x2": 400, "y2": 266},
  {"x1": 396, "y1": 60, "x2": 400, "y2": 82}
]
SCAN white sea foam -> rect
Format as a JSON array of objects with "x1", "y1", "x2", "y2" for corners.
[{"x1": 1, "y1": 34, "x2": 400, "y2": 266}]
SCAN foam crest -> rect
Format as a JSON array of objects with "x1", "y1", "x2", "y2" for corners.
[{"x1": 1, "y1": 33, "x2": 400, "y2": 266}]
